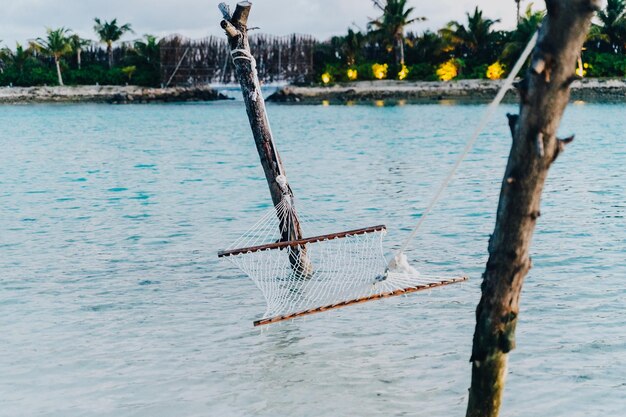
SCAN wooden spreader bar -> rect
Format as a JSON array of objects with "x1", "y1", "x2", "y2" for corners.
[
  {"x1": 218, "y1": 225, "x2": 386, "y2": 258},
  {"x1": 253, "y1": 276, "x2": 469, "y2": 326}
]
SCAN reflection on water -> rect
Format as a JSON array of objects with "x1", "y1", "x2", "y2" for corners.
[{"x1": 0, "y1": 101, "x2": 624, "y2": 417}]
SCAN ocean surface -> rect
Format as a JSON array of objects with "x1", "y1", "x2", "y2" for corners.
[{"x1": 0, "y1": 98, "x2": 624, "y2": 417}]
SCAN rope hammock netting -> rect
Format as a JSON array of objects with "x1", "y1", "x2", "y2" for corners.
[
  {"x1": 219, "y1": 187, "x2": 467, "y2": 326},
  {"x1": 219, "y1": 31, "x2": 539, "y2": 327}
]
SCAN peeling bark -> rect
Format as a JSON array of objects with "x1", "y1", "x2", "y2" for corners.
[
  {"x1": 219, "y1": 1, "x2": 312, "y2": 276},
  {"x1": 466, "y1": 1, "x2": 600, "y2": 416}
]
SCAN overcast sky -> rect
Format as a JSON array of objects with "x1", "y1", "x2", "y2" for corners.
[{"x1": 1, "y1": 0, "x2": 530, "y2": 47}]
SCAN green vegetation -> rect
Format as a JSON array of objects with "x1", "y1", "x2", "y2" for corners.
[
  {"x1": 30, "y1": 28, "x2": 73, "y2": 86},
  {"x1": 1, "y1": 1, "x2": 625, "y2": 87},
  {"x1": 590, "y1": 0, "x2": 626, "y2": 53},
  {"x1": 318, "y1": 0, "x2": 626, "y2": 83},
  {"x1": 368, "y1": 0, "x2": 425, "y2": 65},
  {"x1": 68, "y1": 34, "x2": 91, "y2": 70},
  {"x1": 93, "y1": 18, "x2": 133, "y2": 69},
  {"x1": 0, "y1": 18, "x2": 159, "y2": 87}
]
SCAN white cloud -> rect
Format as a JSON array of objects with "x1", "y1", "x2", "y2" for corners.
[{"x1": 0, "y1": 0, "x2": 524, "y2": 47}]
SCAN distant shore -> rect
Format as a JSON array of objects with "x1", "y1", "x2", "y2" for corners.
[
  {"x1": 267, "y1": 79, "x2": 626, "y2": 104},
  {"x1": 3, "y1": 79, "x2": 625, "y2": 105},
  {"x1": 0, "y1": 85, "x2": 230, "y2": 104}
]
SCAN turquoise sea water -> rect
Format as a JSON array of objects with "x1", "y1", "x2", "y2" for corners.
[{"x1": 0, "y1": 99, "x2": 624, "y2": 417}]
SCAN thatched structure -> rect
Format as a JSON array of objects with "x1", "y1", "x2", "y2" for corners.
[
  {"x1": 159, "y1": 34, "x2": 317, "y2": 86},
  {"x1": 80, "y1": 44, "x2": 132, "y2": 66}
]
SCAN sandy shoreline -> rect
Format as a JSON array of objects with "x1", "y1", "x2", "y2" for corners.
[
  {"x1": 267, "y1": 79, "x2": 626, "y2": 104},
  {"x1": 0, "y1": 85, "x2": 229, "y2": 104}
]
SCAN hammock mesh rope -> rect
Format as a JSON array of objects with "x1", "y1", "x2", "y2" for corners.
[{"x1": 220, "y1": 195, "x2": 466, "y2": 326}]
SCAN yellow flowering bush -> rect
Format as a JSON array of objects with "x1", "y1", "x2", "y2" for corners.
[
  {"x1": 372, "y1": 63, "x2": 388, "y2": 80},
  {"x1": 347, "y1": 68, "x2": 358, "y2": 81},
  {"x1": 321, "y1": 72, "x2": 332, "y2": 84},
  {"x1": 398, "y1": 64, "x2": 409, "y2": 80},
  {"x1": 486, "y1": 62, "x2": 506, "y2": 80},
  {"x1": 436, "y1": 60, "x2": 458, "y2": 81}
]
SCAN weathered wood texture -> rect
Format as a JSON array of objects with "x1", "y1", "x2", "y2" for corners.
[
  {"x1": 466, "y1": 1, "x2": 600, "y2": 417},
  {"x1": 219, "y1": 1, "x2": 312, "y2": 275}
]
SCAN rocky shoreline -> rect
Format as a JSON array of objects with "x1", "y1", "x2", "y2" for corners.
[
  {"x1": 0, "y1": 85, "x2": 230, "y2": 104},
  {"x1": 267, "y1": 79, "x2": 626, "y2": 104}
]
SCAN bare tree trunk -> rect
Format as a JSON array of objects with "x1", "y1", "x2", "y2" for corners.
[
  {"x1": 394, "y1": 34, "x2": 404, "y2": 66},
  {"x1": 107, "y1": 42, "x2": 113, "y2": 69},
  {"x1": 516, "y1": 0, "x2": 522, "y2": 24},
  {"x1": 77, "y1": 49, "x2": 82, "y2": 70},
  {"x1": 466, "y1": 1, "x2": 600, "y2": 417},
  {"x1": 219, "y1": 1, "x2": 313, "y2": 276},
  {"x1": 54, "y1": 57, "x2": 64, "y2": 86}
]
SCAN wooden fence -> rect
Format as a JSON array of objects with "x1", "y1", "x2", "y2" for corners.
[{"x1": 159, "y1": 34, "x2": 318, "y2": 86}]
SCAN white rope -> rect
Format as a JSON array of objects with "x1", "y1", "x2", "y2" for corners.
[
  {"x1": 388, "y1": 31, "x2": 539, "y2": 270},
  {"x1": 231, "y1": 48, "x2": 254, "y2": 63}
]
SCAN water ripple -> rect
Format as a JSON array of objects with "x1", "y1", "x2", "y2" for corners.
[{"x1": 0, "y1": 102, "x2": 624, "y2": 417}]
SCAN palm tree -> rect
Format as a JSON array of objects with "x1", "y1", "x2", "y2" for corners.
[
  {"x1": 69, "y1": 34, "x2": 91, "y2": 70},
  {"x1": 0, "y1": 43, "x2": 34, "y2": 75},
  {"x1": 133, "y1": 35, "x2": 160, "y2": 68},
  {"x1": 343, "y1": 29, "x2": 365, "y2": 66},
  {"x1": 588, "y1": 0, "x2": 626, "y2": 53},
  {"x1": 93, "y1": 18, "x2": 133, "y2": 68},
  {"x1": 440, "y1": 7, "x2": 501, "y2": 61},
  {"x1": 410, "y1": 30, "x2": 451, "y2": 65},
  {"x1": 30, "y1": 28, "x2": 72, "y2": 86},
  {"x1": 501, "y1": 4, "x2": 545, "y2": 66},
  {"x1": 369, "y1": 0, "x2": 426, "y2": 65}
]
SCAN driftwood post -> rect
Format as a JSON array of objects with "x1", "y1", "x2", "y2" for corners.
[
  {"x1": 467, "y1": 1, "x2": 600, "y2": 416},
  {"x1": 219, "y1": 1, "x2": 313, "y2": 276}
]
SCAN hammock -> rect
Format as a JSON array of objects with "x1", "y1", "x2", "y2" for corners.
[
  {"x1": 218, "y1": 19, "x2": 538, "y2": 326},
  {"x1": 219, "y1": 193, "x2": 467, "y2": 326}
]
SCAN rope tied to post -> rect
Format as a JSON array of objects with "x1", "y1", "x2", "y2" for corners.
[{"x1": 230, "y1": 48, "x2": 260, "y2": 102}]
